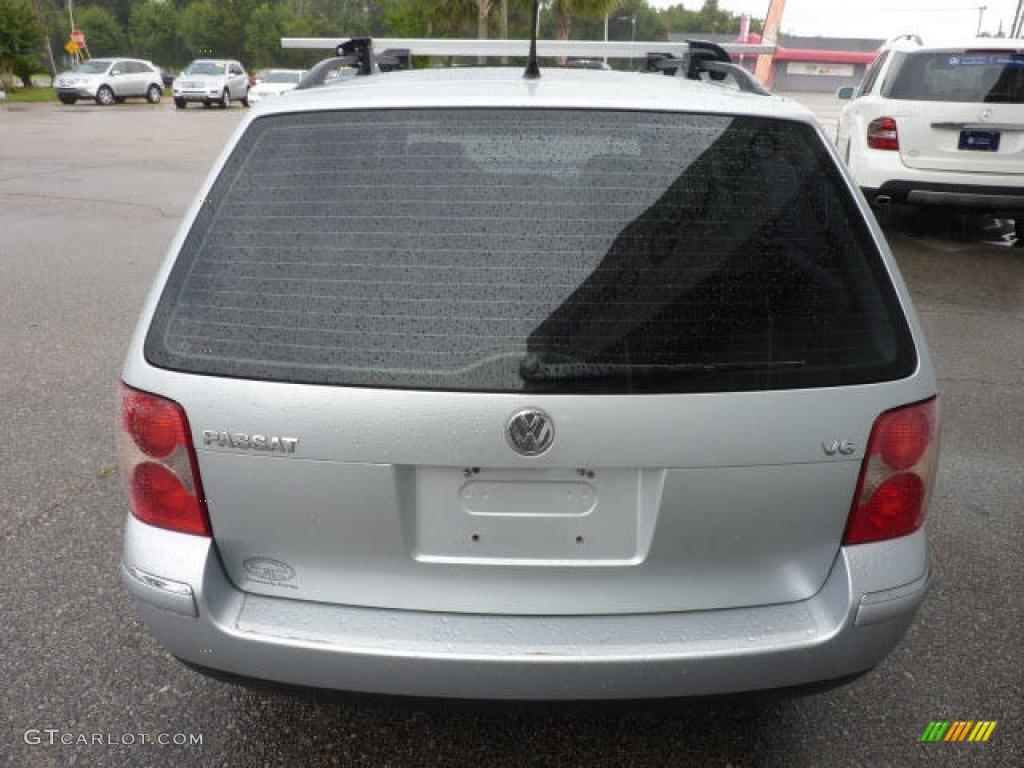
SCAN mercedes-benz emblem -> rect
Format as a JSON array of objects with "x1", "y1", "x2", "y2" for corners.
[{"x1": 506, "y1": 409, "x2": 554, "y2": 456}]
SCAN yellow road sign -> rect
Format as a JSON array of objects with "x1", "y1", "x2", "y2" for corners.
[{"x1": 65, "y1": 40, "x2": 80, "y2": 54}]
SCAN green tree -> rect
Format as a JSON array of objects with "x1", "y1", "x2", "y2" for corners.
[
  {"x1": 82, "y1": 0, "x2": 135, "y2": 27},
  {"x1": 244, "y1": 2, "x2": 284, "y2": 68},
  {"x1": 383, "y1": 0, "x2": 434, "y2": 37},
  {"x1": 0, "y1": 0, "x2": 42, "y2": 86},
  {"x1": 129, "y1": 1, "x2": 184, "y2": 66},
  {"x1": 178, "y1": 0, "x2": 232, "y2": 58},
  {"x1": 75, "y1": 5, "x2": 127, "y2": 57},
  {"x1": 659, "y1": 0, "x2": 761, "y2": 36},
  {"x1": 551, "y1": 0, "x2": 621, "y2": 42},
  {"x1": 383, "y1": 0, "x2": 475, "y2": 39}
]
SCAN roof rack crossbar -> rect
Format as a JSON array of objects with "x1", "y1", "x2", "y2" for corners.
[
  {"x1": 645, "y1": 42, "x2": 769, "y2": 96},
  {"x1": 295, "y1": 37, "x2": 375, "y2": 90},
  {"x1": 295, "y1": 55, "x2": 359, "y2": 90},
  {"x1": 377, "y1": 48, "x2": 411, "y2": 72},
  {"x1": 281, "y1": 37, "x2": 775, "y2": 59},
  {"x1": 288, "y1": 36, "x2": 772, "y2": 95},
  {"x1": 701, "y1": 60, "x2": 771, "y2": 95},
  {"x1": 886, "y1": 33, "x2": 924, "y2": 46}
]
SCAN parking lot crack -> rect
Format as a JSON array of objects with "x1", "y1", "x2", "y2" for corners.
[{"x1": 0, "y1": 190, "x2": 175, "y2": 218}]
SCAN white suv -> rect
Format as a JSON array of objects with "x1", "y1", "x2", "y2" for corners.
[
  {"x1": 173, "y1": 59, "x2": 250, "y2": 109},
  {"x1": 53, "y1": 58, "x2": 164, "y2": 106},
  {"x1": 837, "y1": 37, "x2": 1024, "y2": 213}
]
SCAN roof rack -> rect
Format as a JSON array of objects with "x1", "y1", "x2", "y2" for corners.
[
  {"x1": 886, "y1": 33, "x2": 924, "y2": 47},
  {"x1": 645, "y1": 41, "x2": 770, "y2": 95},
  {"x1": 286, "y1": 37, "x2": 775, "y2": 92}
]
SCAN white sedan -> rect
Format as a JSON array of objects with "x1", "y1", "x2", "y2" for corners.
[{"x1": 247, "y1": 69, "x2": 307, "y2": 104}]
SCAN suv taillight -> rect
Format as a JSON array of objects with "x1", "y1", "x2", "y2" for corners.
[
  {"x1": 843, "y1": 397, "x2": 939, "y2": 545},
  {"x1": 119, "y1": 383, "x2": 211, "y2": 537},
  {"x1": 867, "y1": 117, "x2": 899, "y2": 150}
]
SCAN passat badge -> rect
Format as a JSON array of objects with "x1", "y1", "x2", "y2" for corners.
[
  {"x1": 203, "y1": 429, "x2": 297, "y2": 455},
  {"x1": 506, "y1": 409, "x2": 554, "y2": 456}
]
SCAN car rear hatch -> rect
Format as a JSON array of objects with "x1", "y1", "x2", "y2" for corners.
[
  {"x1": 141, "y1": 107, "x2": 918, "y2": 615},
  {"x1": 882, "y1": 48, "x2": 1024, "y2": 174}
]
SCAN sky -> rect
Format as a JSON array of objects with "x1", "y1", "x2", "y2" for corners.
[{"x1": 649, "y1": 0, "x2": 1022, "y2": 42}]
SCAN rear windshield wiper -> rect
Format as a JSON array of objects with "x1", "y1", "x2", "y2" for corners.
[{"x1": 519, "y1": 357, "x2": 805, "y2": 382}]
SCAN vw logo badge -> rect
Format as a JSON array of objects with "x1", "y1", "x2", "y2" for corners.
[{"x1": 506, "y1": 409, "x2": 554, "y2": 456}]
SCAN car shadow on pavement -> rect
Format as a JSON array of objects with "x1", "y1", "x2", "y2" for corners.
[
  {"x1": 205, "y1": 671, "x2": 857, "y2": 767},
  {"x1": 877, "y1": 206, "x2": 1021, "y2": 248}
]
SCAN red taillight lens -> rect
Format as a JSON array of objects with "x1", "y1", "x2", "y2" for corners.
[
  {"x1": 131, "y1": 462, "x2": 209, "y2": 536},
  {"x1": 843, "y1": 397, "x2": 939, "y2": 546},
  {"x1": 867, "y1": 117, "x2": 899, "y2": 150},
  {"x1": 878, "y1": 407, "x2": 931, "y2": 470},
  {"x1": 119, "y1": 384, "x2": 211, "y2": 537},
  {"x1": 123, "y1": 390, "x2": 185, "y2": 458}
]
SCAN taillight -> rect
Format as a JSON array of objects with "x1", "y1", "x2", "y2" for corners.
[
  {"x1": 119, "y1": 383, "x2": 211, "y2": 537},
  {"x1": 867, "y1": 117, "x2": 899, "y2": 150},
  {"x1": 843, "y1": 398, "x2": 939, "y2": 545}
]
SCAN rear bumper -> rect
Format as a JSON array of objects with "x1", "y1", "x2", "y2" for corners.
[
  {"x1": 865, "y1": 180, "x2": 1024, "y2": 210},
  {"x1": 122, "y1": 516, "x2": 929, "y2": 700},
  {"x1": 851, "y1": 149, "x2": 1024, "y2": 210}
]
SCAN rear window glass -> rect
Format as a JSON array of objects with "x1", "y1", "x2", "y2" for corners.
[
  {"x1": 145, "y1": 108, "x2": 915, "y2": 394},
  {"x1": 882, "y1": 51, "x2": 1024, "y2": 103}
]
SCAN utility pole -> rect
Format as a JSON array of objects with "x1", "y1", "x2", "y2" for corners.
[
  {"x1": 67, "y1": 0, "x2": 82, "y2": 65},
  {"x1": 1013, "y1": 0, "x2": 1024, "y2": 37},
  {"x1": 976, "y1": 5, "x2": 987, "y2": 36}
]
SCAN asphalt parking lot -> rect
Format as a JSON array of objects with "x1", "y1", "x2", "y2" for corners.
[{"x1": 1, "y1": 97, "x2": 1021, "y2": 768}]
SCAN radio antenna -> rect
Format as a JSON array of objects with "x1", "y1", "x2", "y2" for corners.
[{"x1": 523, "y1": 0, "x2": 541, "y2": 79}]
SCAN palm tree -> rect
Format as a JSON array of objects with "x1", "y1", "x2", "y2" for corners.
[
  {"x1": 552, "y1": 0, "x2": 620, "y2": 42},
  {"x1": 477, "y1": 0, "x2": 492, "y2": 41}
]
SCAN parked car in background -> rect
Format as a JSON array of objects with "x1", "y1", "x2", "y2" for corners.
[
  {"x1": 120, "y1": 38, "x2": 939, "y2": 700},
  {"x1": 246, "y1": 69, "x2": 307, "y2": 104},
  {"x1": 54, "y1": 58, "x2": 164, "y2": 106},
  {"x1": 157, "y1": 67, "x2": 177, "y2": 88},
  {"x1": 173, "y1": 59, "x2": 250, "y2": 109},
  {"x1": 837, "y1": 36, "x2": 1024, "y2": 215}
]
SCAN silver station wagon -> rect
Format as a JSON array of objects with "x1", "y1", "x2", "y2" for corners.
[{"x1": 119, "y1": 35, "x2": 939, "y2": 699}]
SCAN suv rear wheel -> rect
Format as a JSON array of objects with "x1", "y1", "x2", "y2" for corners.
[
  {"x1": 146, "y1": 84, "x2": 162, "y2": 104},
  {"x1": 174, "y1": 97, "x2": 186, "y2": 109},
  {"x1": 95, "y1": 86, "x2": 114, "y2": 106}
]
